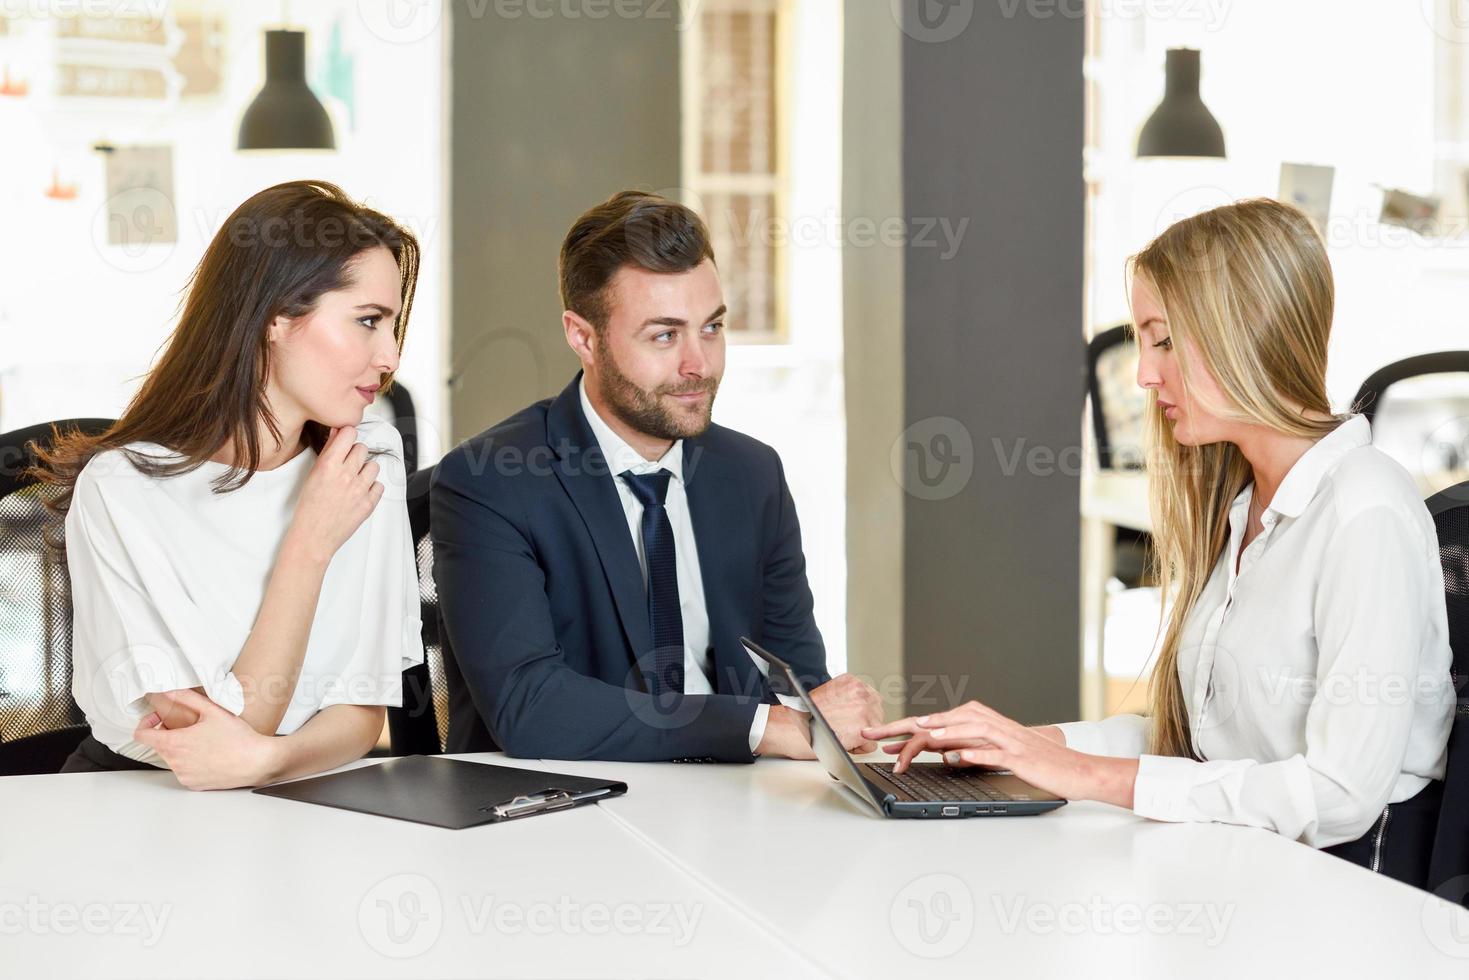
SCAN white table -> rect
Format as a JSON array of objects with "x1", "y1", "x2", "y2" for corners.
[
  {"x1": 0, "y1": 757, "x2": 812, "y2": 979},
  {"x1": 5, "y1": 752, "x2": 1469, "y2": 979},
  {"x1": 543, "y1": 751, "x2": 1469, "y2": 978}
]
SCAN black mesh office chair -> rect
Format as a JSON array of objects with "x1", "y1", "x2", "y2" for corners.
[
  {"x1": 386, "y1": 464, "x2": 449, "y2": 754},
  {"x1": 381, "y1": 381, "x2": 420, "y2": 478},
  {"x1": 1087, "y1": 324, "x2": 1151, "y2": 588},
  {"x1": 1354, "y1": 352, "x2": 1469, "y2": 497},
  {"x1": 1088, "y1": 324, "x2": 1148, "y2": 472},
  {"x1": 1427, "y1": 481, "x2": 1469, "y2": 908},
  {"x1": 0, "y1": 418, "x2": 114, "y2": 775}
]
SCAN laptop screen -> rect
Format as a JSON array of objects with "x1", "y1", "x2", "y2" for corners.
[{"x1": 740, "y1": 637, "x2": 888, "y2": 812}]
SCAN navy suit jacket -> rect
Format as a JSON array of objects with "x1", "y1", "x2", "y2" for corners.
[{"x1": 430, "y1": 373, "x2": 831, "y2": 762}]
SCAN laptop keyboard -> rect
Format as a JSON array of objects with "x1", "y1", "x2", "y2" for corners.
[{"x1": 868, "y1": 763, "x2": 1022, "y2": 802}]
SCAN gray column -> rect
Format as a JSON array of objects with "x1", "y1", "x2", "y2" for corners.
[
  {"x1": 898, "y1": 1, "x2": 1085, "y2": 722},
  {"x1": 449, "y1": 5, "x2": 682, "y2": 443}
]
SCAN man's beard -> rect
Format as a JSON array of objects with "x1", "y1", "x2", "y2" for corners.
[{"x1": 594, "y1": 342, "x2": 719, "y2": 442}]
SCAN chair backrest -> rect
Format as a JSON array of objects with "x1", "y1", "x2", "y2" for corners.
[
  {"x1": 1087, "y1": 324, "x2": 1148, "y2": 471},
  {"x1": 1354, "y1": 352, "x2": 1469, "y2": 497},
  {"x1": 382, "y1": 381, "x2": 420, "y2": 478},
  {"x1": 0, "y1": 418, "x2": 114, "y2": 775},
  {"x1": 1426, "y1": 481, "x2": 1469, "y2": 906},
  {"x1": 386, "y1": 463, "x2": 448, "y2": 754}
]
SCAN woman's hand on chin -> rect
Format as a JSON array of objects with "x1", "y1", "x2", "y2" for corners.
[
  {"x1": 133, "y1": 689, "x2": 281, "y2": 791},
  {"x1": 862, "y1": 700, "x2": 1138, "y2": 808}
]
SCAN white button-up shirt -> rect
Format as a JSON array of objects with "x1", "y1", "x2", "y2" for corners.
[
  {"x1": 1059, "y1": 416, "x2": 1455, "y2": 847},
  {"x1": 580, "y1": 380, "x2": 803, "y2": 753}
]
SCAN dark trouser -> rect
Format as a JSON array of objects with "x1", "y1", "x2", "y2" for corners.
[
  {"x1": 1323, "y1": 779, "x2": 1443, "y2": 890},
  {"x1": 59, "y1": 734, "x2": 166, "y2": 773}
]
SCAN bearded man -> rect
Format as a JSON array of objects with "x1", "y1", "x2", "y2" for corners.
[{"x1": 431, "y1": 191, "x2": 880, "y2": 762}]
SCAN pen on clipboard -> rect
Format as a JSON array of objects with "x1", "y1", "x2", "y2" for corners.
[{"x1": 484, "y1": 787, "x2": 614, "y2": 819}]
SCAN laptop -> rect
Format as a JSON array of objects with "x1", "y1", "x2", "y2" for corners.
[{"x1": 741, "y1": 637, "x2": 1065, "y2": 819}]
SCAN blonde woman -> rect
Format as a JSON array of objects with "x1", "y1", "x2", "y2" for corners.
[{"x1": 865, "y1": 199, "x2": 1454, "y2": 888}]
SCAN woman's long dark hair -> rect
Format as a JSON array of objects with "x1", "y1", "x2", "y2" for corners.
[{"x1": 31, "y1": 179, "x2": 419, "y2": 510}]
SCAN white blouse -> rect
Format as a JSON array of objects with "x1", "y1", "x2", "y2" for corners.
[
  {"x1": 1059, "y1": 416, "x2": 1455, "y2": 848},
  {"x1": 66, "y1": 419, "x2": 424, "y2": 767}
]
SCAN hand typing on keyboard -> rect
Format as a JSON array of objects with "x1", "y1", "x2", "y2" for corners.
[{"x1": 862, "y1": 700, "x2": 1140, "y2": 809}]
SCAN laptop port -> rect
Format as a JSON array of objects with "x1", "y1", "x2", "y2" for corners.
[
  {"x1": 941, "y1": 805, "x2": 960, "y2": 816},
  {"x1": 975, "y1": 805, "x2": 991, "y2": 814}
]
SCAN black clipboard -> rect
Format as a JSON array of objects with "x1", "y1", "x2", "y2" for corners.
[{"x1": 252, "y1": 755, "x2": 627, "y2": 829}]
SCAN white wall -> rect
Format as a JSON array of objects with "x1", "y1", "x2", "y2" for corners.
[
  {"x1": 1087, "y1": 1, "x2": 1463, "y2": 409},
  {"x1": 0, "y1": 2, "x2": 448, "y2": 460},
  {"x1": 706, "y1": 0, "x2": 847, "y2": 671}
]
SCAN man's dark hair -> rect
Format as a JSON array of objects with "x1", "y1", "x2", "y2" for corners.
[{"x1": 558, "y1": 190, "x2": 716, "y2": 331}]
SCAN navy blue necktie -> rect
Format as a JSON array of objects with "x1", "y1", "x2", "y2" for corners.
[{"x1": 620, "y1": 470, "x2": 684, "y2": 695}]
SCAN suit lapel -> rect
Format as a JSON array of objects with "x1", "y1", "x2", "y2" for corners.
[{"x1": 546, "y1": 375, "x2": 653, "y2": 667}]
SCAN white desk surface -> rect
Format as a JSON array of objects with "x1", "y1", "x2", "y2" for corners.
[
  {"x1": 5, "y1": 751, "x2": 1469, "y2": 979},
  {"x1": 539, "y1": 751, "x2": 1469, "y2": 978},
  {"x1": 0, "y1": 758, "x2": 813, "y2": 979}
]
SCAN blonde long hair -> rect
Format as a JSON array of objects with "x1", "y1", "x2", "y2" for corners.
[{"x1": 1131, "y1": 198, "x2": 1341, "y2": 758}]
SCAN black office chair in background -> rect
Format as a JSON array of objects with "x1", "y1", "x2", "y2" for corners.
[
  {"x1": 381, "y1": 380, "x2": 420, "y2": 478},
  {"x1": 1354, "y1": 352, "x2": 1469, "y2": 498},
  {"x1": 386, "y1": 464, "x2": 449, "y2": 755},
  {"x1": 0, "y1": 418, "x2": 113, "y2": 775},
  {"x1": 1427, "y1": 480, "x2": 1469, "y2": 908},
  {"x1": 1086, "y1": 323, "x2": 1151, "y2": 588},
  {"x1": 1088, "y1": 324, "x2": 1148, "y2": 472}
]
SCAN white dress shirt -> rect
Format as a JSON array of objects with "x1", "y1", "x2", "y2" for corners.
[
  {"x1": 579, "y1": 380, "x2": 804, "y2": 753},
  {"x1": 66, "y1": 420, "x2": 425, "y2": 767},
  {"x1": 1058, "y1": 416, "x2": 1454, "y2": 847}
]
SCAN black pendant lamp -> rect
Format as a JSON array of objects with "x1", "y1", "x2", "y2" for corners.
[
  {"x1": 237, "y1": 29, "x2": 335, "y2": 151},
  {"x1": 1136, "y1": 48, "x2": 1225, "y2": 159}
]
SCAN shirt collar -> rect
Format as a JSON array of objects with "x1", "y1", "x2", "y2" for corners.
[
  {"x1": 1260, "y1": 414, "x2": 1370, "y2": 520},
  {"x1": 578, "y1": 376, "x2": 684, "y2": 482}
]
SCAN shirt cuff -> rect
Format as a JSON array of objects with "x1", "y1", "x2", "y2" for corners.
[
  {"x1": 749, "y1": 703, "x2": 771, "y2": 754},
  {"x1": 775, "y1": 693, "x2": 808, "y2": 713},
  {"x1": 1130, "y1": 754, "x2": 1199, "y2": 822}
]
